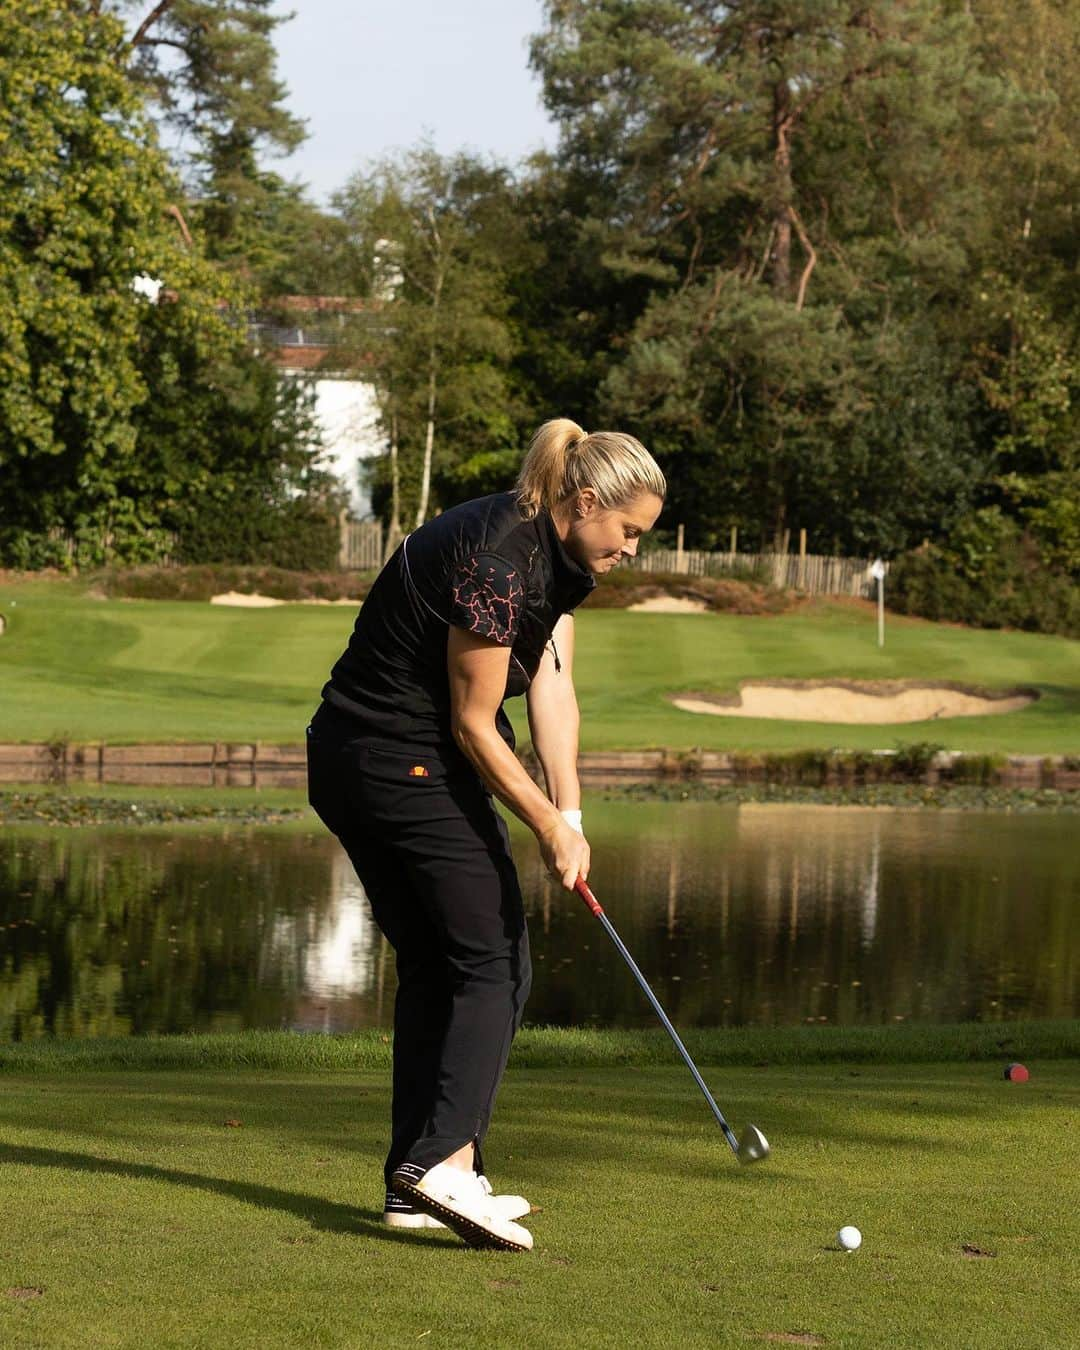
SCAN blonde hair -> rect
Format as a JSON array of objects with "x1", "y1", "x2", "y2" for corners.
[{"x1": 515, "y1": 417, "x2": 666, "y2": 520}]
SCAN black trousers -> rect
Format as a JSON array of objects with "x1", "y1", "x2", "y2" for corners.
[{"x1": 306, "y1": 703, "x2": 532, "y2": 1186}]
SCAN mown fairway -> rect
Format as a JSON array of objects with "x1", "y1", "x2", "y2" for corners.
[
  {"x1": 0, "y1": 1044, "x2": 1076, "y2": 1349},
  {"x1": 1, "y1": 576, "x2": 1077, "y2": 751}
]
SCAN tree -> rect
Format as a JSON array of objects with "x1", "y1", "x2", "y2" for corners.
[
  {"x1": 528, "y1": 0, "x2": 1028, "y2": 552},
  {"x1": 115, "y1": 0, "x2": 309, "y2": 285},
  {"x1": 0, "y1": 0, "x2": 220, "y2": 560},
  {"x1": 972, "y1": 0, "x2": 1080, "y2": 322},
  {"x1": 0, "y1": 0, "x2": 333, "y2": 567},
  {"x1": 962, "y1": 1, "x2": 1080, "y2": 575},
  {"x1": 335, "y1": 147, "x2": 526, "y2": 531}
]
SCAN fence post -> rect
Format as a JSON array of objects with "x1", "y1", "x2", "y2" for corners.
[
  {"x1": 730, "y1": 525, "x2": 737, "y2": 556},
  {"x1": 675, "y1": 522, "x2": 685, "y2": 573},
  {"x1": 798, "y1": 528, "x2": 807, "y2": 589},
  {"x1": 337, "y1": 509, "x2": 349, "y2": 570}
]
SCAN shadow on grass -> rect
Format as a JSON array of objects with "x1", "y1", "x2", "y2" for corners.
[
  {"x1": 7, "y1": 1067, "x2": 1031, "y2": 1156},
  {"x1": 0, "y1": 1140, "x2": 463, "y2": 1252},
  {"x1": 3, "y1": 1066, "x2": 1071, "y2": 1215}
]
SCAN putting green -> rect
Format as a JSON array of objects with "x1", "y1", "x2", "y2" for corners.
[{"x1": 0, "y1": 577, "x2": 1077, "y2": 751}]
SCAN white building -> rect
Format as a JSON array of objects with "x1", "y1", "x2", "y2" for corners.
[{"x1": 256, "y1": 296, "x2": 385, "y2": 518}]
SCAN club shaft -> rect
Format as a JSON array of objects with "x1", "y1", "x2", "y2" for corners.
[{"x1": 580, "y1": 888, "x2": 740, "y2": 1156}]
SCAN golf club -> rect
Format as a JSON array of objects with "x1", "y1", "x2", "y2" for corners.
[{"x1": 574, "y1": 877, "x2": 769, "y2": 1165}]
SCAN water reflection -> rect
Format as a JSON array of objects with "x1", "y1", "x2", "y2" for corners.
[
  {"x1": 266, "y1": 850, "x2": 393, "y2": 1033},
  {"x1": 0, "y1": 803, "x2": 1076, "y2": 1038}
]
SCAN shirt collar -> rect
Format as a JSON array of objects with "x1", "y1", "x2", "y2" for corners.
[{"x1": 539, "y1": 507, "x2": 596, "y2": 606}]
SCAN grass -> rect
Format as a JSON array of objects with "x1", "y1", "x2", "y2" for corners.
[
  {"x1": 1, "y1": 575, "x2": 1078, "y2": 752},
  {"x1": 0, "y1": 1032, "x2": 1076, "y2": 1347},
  {"x1": 1, "y1": 1021, "x2": 1078, "y2": 1073}
]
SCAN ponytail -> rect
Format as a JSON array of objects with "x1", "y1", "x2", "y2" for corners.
[
  {"x1": 515, "y1": 418, "x2": 586, "y2": 520},
  {"x1": 515, "y1": 417, "x2": 666, "y2": 519}
]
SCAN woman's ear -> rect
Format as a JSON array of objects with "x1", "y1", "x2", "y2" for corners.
[{"x1": 576, "y1": 488, "x2": 599, "y2": 518}]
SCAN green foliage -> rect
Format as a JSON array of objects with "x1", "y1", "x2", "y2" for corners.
[
  {"x1": 4, "y1": 0, "x2": 1078, "y2": 595},
  {"x1": 122, "y1": 0, "x2": 309, "y2": 284},
  {"x1": 0, "y1": 1, "x2": 216, "y2": 549},
  {"x1": 945, "y1": 753, "x2": 1009, "y2": 787},
  {"x1": 0, "y1": 789, "x2": 304, "y2": 826},
  {"x1": 137, "y1": 344, "x2": 343, "y2": 565},
  {"x1": 0, "y1": 3, "x2": 337, "y2": 570},
  {"x1": 998, "y1": 469, "x2": 1080, "y2": 577},
  {"x1": 172, "y1": 492, "x2": 340, "y2": 570},
  {"x1": 892, "y1": 741, "x2": 946, "y2": 778},
  {"x1": 525, "y1": 0, "x2": 1027, "y2": 552},
  {"x1": 889, "y1": 513, "x2": 1080, "y2": 637},
  {"x1": 335, "y1": 146, "x2": 528, "y2": 527}
]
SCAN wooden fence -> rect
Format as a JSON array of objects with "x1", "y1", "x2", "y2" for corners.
[
  {"x1": 629, "y1": 549, "x2": 887, "y2": 598},
  {"x1": 47, "y1": 519, "x2": 384, "y2": 571},
  {"x1": 46, "y1": 527, "x2": 177, "y2": 567},
  {"x1": 337, "y1": 518, "x2": 384, "y2": 570},
  {"x1": 336, "y1": 524, "x2": 883, "y2": 595},
  {"x1": 44, "y1": 518, "x2": 879, "y2": 595}
]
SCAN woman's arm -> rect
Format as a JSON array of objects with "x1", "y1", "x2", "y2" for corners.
[
  {"x1": 525, "y1": 613, "x2": 580, "y2": 812},
  {"x1": 447, "y1": 625, "x2": 590, "y2": 890}
]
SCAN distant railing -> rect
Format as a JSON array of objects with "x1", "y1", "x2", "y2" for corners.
[
  {"x1": 629, "y1": 549, "x2": 887, "y2": 598},
  {"x1": 46, "y1": 527, "x2": 176, "y2": 568},
  {"x1": 338, "y1": 518, "x2": 384, "y2": 571},
  {"x1": 44, "y1": 521, "x2": 383, "y2": 573},
  {"x1": 42, "y1": 517, "x2": 879, "y2": 595}
]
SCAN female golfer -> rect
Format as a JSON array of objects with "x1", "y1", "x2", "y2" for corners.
[{"x1": 307, "y1": 418, "x2": 665, "y2": 1251}]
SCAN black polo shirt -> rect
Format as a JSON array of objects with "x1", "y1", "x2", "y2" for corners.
[{"x1": 320, "y1": 492, "x2": 595, "y2": 757}]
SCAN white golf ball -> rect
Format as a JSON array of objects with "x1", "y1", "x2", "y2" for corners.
[{"x1": 837, "y1": 1225, "x2": 862, "y2": 1251}]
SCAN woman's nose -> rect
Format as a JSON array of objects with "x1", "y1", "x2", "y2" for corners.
[{"x1": 622, "y1": 537, "x2": 639, "y2": 558}]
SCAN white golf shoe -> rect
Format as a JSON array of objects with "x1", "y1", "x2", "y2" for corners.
[
  {"x1": 384, "y1": 1173, "x2": 530, "y2": 1229},
  {"x1": 389, "y1": 1162, "x2": 534, "y2": 1251}
]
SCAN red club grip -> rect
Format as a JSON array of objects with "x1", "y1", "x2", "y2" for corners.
[{"x1": 574, "y1": 877, "x2": 604, "y2": 917}]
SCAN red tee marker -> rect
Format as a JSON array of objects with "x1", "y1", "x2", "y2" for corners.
[{"x1": 1004, "y1": 1063, "x2": 1030, "y2": 1082}]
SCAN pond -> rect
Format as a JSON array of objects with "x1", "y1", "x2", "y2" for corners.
[{"x1": 0, "y1": 801, "x2": 1076, "y2": 1039}]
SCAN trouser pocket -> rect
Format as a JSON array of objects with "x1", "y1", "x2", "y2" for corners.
[{"x1": 306, "y1": 723, "x2": 352, "y2": 837}]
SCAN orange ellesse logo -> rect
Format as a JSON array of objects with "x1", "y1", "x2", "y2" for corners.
[{"x1": 409, "y1": 765, "x2": 430, "y2": 778}]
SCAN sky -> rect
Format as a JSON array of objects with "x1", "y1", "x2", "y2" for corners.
[{"x1": 269, "y1": 0, "x2": 560, "y2": 203}]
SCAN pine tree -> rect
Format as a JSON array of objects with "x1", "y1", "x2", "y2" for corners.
[
  {"x1": 117, "y1": 0, "x2": 309, "y2": 283},
  {"x1": 529, "y1": 0, "x2": 1027, "y2": 552}
]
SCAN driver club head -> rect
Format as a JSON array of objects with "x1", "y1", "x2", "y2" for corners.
[{"x1": 737, "y1": 1124, "x2": 770, "y2": 1164}]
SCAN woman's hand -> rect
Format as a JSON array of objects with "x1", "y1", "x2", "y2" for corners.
[{"x1": 538, "y1": 817, "x2": 591, "y2": 891}]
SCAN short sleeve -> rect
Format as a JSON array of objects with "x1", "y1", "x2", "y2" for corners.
[{"x1": 448, "y1": 553, "x2": 524, "y2": 646}]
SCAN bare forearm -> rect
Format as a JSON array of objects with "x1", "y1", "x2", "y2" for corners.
[
  {"x1": 530, "y1": 701, "x2": 581, "y2": 811},
  {"x1": 454, "y1": 718, "x2": 562, "y2": 839}
]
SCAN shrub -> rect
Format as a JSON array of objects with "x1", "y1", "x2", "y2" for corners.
[
  {"x1": 945, "y1": 754, "x2": 1008, "y2": 786},
  {"x1": 172, "y1": 491, "x2": 341, "y2": 571},
  {"x1": 101, "y1": 566, "x2": 375, "y2": 603},
  {"x1": 889, "y1": 512, "x2": 1079, "y2": 637},
  {"x1": 830, "y1": 749, "x2": 890, "y2": 783},
  {"x1": 582, "y1": 569, "x2": 792, "y2": 615},
  {"x1": 892, "y1": 741, "x2": 945, "y2": 778}
]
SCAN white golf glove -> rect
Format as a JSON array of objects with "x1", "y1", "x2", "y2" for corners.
[{"x1": 560, "y1": 808, "x2": 583, "y2": 834}]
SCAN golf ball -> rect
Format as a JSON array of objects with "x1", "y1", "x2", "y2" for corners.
[{"x1": 837, "y1": 1225, "x2": 862, "y2": 1251}]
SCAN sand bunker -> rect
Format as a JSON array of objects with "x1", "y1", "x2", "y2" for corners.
[
  {"x1": 627, "y1": 596, "x2": 708, "y2": 613},
  {"x1": 671, "y1": 679, "x2": 1037, "y2": 724},
  {"x1": 210, "y1": 592, "x2": 360, "y2": 607}
]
